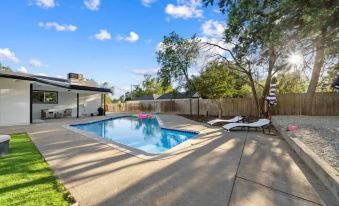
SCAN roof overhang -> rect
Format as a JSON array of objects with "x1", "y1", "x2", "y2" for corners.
[{"x1": 0, "y1": 73, "x2": 111, "y2": 93}]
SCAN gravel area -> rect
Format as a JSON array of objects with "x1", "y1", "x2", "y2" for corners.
[{"x1": 273, "y1": 116, "x2": 339, "y2": 172}]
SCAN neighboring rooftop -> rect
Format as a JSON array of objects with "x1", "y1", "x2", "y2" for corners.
[
  {"x1": 157, "y1": 92, "x2": 200, "y2": 100},
  {"x1": 128, "y1": 92, "x2": 200, "y2": 101}
]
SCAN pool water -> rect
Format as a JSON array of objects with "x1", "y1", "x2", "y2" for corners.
[{"x1": 72, "y1": 116, "x2": 198, "y2": 154}]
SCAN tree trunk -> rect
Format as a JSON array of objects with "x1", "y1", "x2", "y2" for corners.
[
  {"x1": 260, "y1": 46, "x2": 275, "y2": 117},
  {"x1": 248, "y1": 73, "x2": 260, "y2": 117},
  {"x1": 304, "y1": 32, "x2": 326, "y2": 115}
]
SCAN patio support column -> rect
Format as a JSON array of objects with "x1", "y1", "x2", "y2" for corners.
[
  {"x1": 30, "y1": 83, "x2": 33, "y2": 124},
  {"x1": 77, "y1": 93, "x2": 79, "y2": 118}
]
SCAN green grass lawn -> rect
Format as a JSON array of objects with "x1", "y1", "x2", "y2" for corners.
[{"x1": 0, "y1": 133, "x2": 74, "y2": 206}]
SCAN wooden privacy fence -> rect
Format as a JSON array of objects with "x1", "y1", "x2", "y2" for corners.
[{"x1": 106, "y1": 92, "x2": 339, "y2": 116}]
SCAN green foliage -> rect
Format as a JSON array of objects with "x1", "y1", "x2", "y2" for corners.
[
  {"x1": 123, "y1": 75, "x2": 174, "y2": 100},
  {"x1": 318, "y1": 64, "x2": 339, "y2": 92},
  {"x1": 203, "y1": 0, "x2": 339, "y2": 115},
  {"x1": 117, "y1": 101, "x2": 123, "y2": 109},
  {"x1": 0, "y1": 133, "x2": 73, "y2": 206},
  {"x1": 156, "y1": 31, "x2": 200, "y2": 90},
  {"x1": 101, "y1": 82, "x2": 114, "y2": 95},
  {"x1": 195, "y1": 61, "x2": 249, "y2": 99},
  {"x1": 141, "y1": 75, "x2": 173, "y2": 95},
  {"x1": 123, "y1": 85, "x2": 143, "y2": 100},
  {"x1": 204, "y1": 0, "x2": 286, "y2": 59},
  {"x1": 105, "y1": 95, "x2": 113, "y2": 104},
  {"x1": 276, "y1": 72, "x2": 308, "y2": 94},
  {"x1": 279, "y1": 0, "x2": 338, "y2": 49}
]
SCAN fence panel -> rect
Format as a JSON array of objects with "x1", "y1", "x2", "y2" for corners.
[{"x1": 106, "y1": 93, "x2": 339, "y2": 116}]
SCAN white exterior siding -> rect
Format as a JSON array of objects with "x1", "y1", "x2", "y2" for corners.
[
  {"x1": 0, "y1": 78, "x2": 30, "y2": 126},
  {"x1": 79, "y1": 93, "x2": 102, "y2": 116}
]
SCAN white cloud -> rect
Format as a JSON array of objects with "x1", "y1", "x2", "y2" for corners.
[
  {"x1": 125, "y1": 32, "x2": 139, "y2": 42},
  {"x1": 141, "y1": 0, "x2": 157, "y2": 7},
  {"x1": 117, "y1": 32, "x2": 139, "y2": 43},
  {"x1": 94, "y1": 29, "x2": 112, "y2": 41},
  {"x1": 201, "y1": 20, "x2": 225, "y2": 38},
  {"x1": 165, "y1": 0, "x2": 203, "y2": 19},
  {"x1": 33, "y1": 0, "x2": 56, "y2": 9},
  {"x1": 56, "y1": 75, "x2": 65, "y2": 79},
  {"x1": 17, "y1": 66, "x2": 28, "y2": 73},
  {"x1": 132, "y1": 68, "x2": 158, "y2": 75},
  {"x1": 0, "y1": 48, "x2": 19, "y2": 63},
  {"x1": 84, "y1": 0, "x2": 100, "y2": 11},
  {"x1": 29, "y1": 59, "x2": 48, "y2": 67},
  {"x1": 37, "y1": 73, "x2": 47, "y2": 76},
  {"x1": 38, "y1": 22, "x2": 77, "y2": 32}
]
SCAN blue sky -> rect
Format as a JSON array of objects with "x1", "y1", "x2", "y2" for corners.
[{"x1": 0, "y1": 0, "x2": 226, "y2": 97}]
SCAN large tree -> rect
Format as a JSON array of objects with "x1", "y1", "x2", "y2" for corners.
[
  {"x1": 203, "y1": 0, "x2": 289, "y2": 116},
  {"x1": 156, "y1": 32, "x2": 200, "y2": 91},
  {"x1": 278, "y1": 0, "x2": 338, "y2": 114},
  {"x1": 204, "y1": 0, "x2": 339, "y2": 115},
  {"x1": 195, "y1": 61, "x2": 249, "y2": 118},
  {"x1": 141, "y1": 75, "x2": 173, "y2": 95}
]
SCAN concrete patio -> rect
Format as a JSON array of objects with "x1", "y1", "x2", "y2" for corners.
[{"x1": 0, "y1": 114, "x2": 337, "y2": 206}]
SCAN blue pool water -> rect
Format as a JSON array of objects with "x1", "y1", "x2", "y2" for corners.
[{"x1": 72, "y1": 116, "x2": 198, "y2": 154}]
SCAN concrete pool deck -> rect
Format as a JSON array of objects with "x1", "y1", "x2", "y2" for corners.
[{"x1": 0, "y1": 114, "x2": 337, "y2": 206}]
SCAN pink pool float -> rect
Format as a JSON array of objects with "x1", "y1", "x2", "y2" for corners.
[
  {"x1": 137, "y1": 113, "x2": 154, "y2": 119},
  {"x1": 288, "y1": 124, "x2": 298, "y2": 132}
]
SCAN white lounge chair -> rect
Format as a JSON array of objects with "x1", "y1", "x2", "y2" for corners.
[
  {"x1": 207, "y1": 116, "x2": 243, "y2": 125},
  {"x1": 223, "y1": 119, "x2": 270, "y2": 132}
]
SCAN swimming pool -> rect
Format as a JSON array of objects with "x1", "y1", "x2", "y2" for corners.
[{"x1": 71, "y1": 116, "x2": 198, "y2": 154}]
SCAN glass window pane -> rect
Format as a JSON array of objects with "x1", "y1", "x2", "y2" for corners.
[
  {"x1": 44, "y1": 92, "x2": 57, "y2": 103},
  {"x1": 32, "y1": 91, "x2": 58, "y2": 104},
  {"x1": 32, "y1": 91, "x2": 44, "y2": 103}
]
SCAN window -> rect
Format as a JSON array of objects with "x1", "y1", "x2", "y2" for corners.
[{"x1": 32, "y1": 91, "x2": 58, "y2": 104}]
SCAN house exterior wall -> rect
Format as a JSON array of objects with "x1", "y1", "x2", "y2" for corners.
[
  {"x1": 0, "y1": 78, "x2": 30, "y2": 126},
  {"x1": 32, "y1": 85, "x2": 102, "y2": 120},
  {"x1": 79, "y1": 93, "x2": 102, "y2": 117}
]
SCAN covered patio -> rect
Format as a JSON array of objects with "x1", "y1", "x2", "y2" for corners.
[
  {"x1": 0, "y1": 70, "x2": 111, "y2": 126},
  {"x1": 31, "y1": 83, "x2": 107, "y2": 122}
]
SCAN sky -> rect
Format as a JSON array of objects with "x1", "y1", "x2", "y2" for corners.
[{"x1": 0, "y1": 0, "x2": 227, "y2": 98}]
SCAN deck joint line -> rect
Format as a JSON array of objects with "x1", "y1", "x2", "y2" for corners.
[
  {"x1": 236, "y1": 176, "x2": 323, "y2": 206},
  {"x1": 227, "y1": 131, "x2": 249, "y2": 206}
]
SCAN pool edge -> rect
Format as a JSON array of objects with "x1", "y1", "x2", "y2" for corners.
[{"x1": 63, "y1": 114, "x2": 201, "y2": 161}]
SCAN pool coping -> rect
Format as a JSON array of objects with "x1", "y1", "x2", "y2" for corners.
[{"x1": 63, "y1": 114, "x2": 201, "y2": 161}]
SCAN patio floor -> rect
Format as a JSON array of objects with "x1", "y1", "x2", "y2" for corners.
[{"x1": 0, "y1": 114, "x2": 337, "y2": 206}]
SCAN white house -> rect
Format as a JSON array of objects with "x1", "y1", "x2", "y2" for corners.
[{"x1": 0, "y1": 70, "x2": 111, "y2": 127}]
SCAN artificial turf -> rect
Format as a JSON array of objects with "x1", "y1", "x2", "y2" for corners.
[{"x1": 0, "y1": 133, "x2": 74, "y2": 206}]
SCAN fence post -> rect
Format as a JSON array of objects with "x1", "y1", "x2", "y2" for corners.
[{"x1": 189, "y1": 98, "x2": 192, "y2": 117}]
